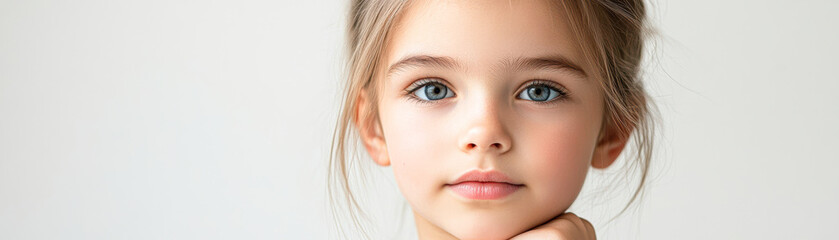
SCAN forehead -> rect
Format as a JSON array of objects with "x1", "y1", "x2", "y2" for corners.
[{"x1": 384, "y1": 0, "x2": 583, "y2": 74}]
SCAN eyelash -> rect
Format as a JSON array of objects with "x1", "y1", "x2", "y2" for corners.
[
  {"x1": 517, "y1": 80, "x2": 570, "y2": 106},
  {"x1": 403, "y1": 77, "x2": 454, "y2": 105},
  {"x1": 402, "y1": 78, "x2": 570, "y2": 106}
]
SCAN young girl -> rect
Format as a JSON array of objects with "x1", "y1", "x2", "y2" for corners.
[{"x1": 330, "y1": 0, "x2": 655, "y2": 239}]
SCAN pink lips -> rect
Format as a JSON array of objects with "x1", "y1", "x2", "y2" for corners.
[{"x1": 446, "y1": 170, "x2": 523, "y2": 200}]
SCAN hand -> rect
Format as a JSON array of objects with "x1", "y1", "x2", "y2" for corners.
[{"x1": 509, "y1": 212, "x2": 596, "y2": 240}]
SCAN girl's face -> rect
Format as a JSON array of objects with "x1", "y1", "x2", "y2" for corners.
[{"x1": 358, "y1": 0, "x2": 624, "y2": 239}]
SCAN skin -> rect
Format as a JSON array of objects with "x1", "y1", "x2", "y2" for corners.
[{"x1": 356, "y1": 0, "x2": 628, "y2": 239}]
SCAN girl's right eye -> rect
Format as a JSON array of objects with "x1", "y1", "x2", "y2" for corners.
[{"x1": 408, "y1": 79, "x2": 455, "y2": 101}]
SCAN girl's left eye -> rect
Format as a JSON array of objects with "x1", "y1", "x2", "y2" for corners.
[{"x1": 517, "y1": 83, "x2": 565, "y2": 102}]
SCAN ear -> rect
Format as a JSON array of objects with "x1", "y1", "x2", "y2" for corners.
[
  {"x1": 591, "y1": 128, "x2": 629, "y2": 169},
  {"x1": 355, "y1": 91, "x2": 390, "y2": 166}
]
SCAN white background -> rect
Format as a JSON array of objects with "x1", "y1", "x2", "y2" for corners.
[{"x1": 1, "y1": 0, "x2": 838, "y2": 239}]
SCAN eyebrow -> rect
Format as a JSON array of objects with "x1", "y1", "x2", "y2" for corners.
[
  {"x1": 506, "y1": 55, "x2": 587, "y2": 78},
  {"x1": 386, "y1": 54, "x2": 587, "y2": 78},
  {"x1": 386, "y1": 55, "x2": 462, "y2": 77}
]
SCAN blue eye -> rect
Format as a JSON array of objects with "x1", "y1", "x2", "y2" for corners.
[
  {"x1": 412, "y1": 82, "x2": 454, "y2": 101},
  {"x1": 517, "y1": 83, "x2": 564, "y2": 102}
]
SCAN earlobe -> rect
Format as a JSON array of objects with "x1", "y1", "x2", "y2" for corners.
[
  {"x1": 355, "y1": 91, "x2": 391, "y2": 167},
  {"x1": 591, "y1": 132, "x2": 629, "y2": 169}
]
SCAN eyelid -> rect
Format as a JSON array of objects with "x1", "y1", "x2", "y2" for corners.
[
  {"x1": 400, "y1": 77, "x2": 457, "y2": 106},
  {"x1": 404, "y1": 77, "x2": 455, "y2": 95},
  {"x1": 515, "y1": 79, "x2": 570, "y2": 104},
  {"x1": 516, "y1": 80, "x2": 564, "y2": 93}
]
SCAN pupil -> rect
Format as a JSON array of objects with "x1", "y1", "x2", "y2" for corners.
[
  {"x1": 425, "y1": 83, "x2": 447, "y2": 100},
  {"x1": 529, "y1": 86, "x2": 549, "y2": 101}
]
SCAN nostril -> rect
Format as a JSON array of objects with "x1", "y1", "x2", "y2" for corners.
[
  {"x1": 491, "y1": 143, "x2": 501, "y2": 149},
  {"x1": 467, "y1": 143, "x2": 476, "y2": 149}
]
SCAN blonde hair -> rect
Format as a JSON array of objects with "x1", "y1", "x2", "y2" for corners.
[{"x1": 328, "y1": 0, "x2": 656, "y2": 237}]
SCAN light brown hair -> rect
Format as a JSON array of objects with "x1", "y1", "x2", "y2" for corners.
[{"x1": 329, "y1": 0, "x2": 656, "y2": 237}]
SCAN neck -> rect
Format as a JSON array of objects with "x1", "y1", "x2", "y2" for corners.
[{"x1": 414, "y1": 210, "x2": 459, "y2": 240}]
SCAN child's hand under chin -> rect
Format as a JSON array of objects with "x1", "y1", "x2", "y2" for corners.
[{"x1": 509, "y1": 212, "x2": 596, "y2": 240}]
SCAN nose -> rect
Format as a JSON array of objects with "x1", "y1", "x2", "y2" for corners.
[{"x1": 457, "y1": 105, "x2": 512, "y2": 155}]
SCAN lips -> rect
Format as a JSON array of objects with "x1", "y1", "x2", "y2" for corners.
[{"x1": 446, "y1": 170, "x2": 523, "y2": 200}]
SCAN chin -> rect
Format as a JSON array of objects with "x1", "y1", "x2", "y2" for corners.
[
  {"x1": 451, "y1": 230, "x2": 520, "y2": 240},
  {"x1": 441, "y1": 212, "x2": 535, "y2": 240}
]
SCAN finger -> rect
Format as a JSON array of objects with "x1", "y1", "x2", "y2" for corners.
[
  {"x1": 579, "y1": 217, "x2": 596, "y2": 240},
  {"x1": 538, "y1": 212, "x2": 578, "y2": 230},
  {"x1": 558, "y1": 212, "x2": 578, "y2": 220},
  {"x1": 558, "y1": 212, "x2": 586, "y2": 229},
  {"x1": 558, "y1": 212, "x2": 596, "y2": 240}
]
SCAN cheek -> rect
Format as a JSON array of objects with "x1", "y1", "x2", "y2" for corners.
[
  {"x1": 378, "y1": 104, "x2": 452, "y2": 208},
  {"x1": 516, "y1": 112, "x2": 600, "y2": 211}
]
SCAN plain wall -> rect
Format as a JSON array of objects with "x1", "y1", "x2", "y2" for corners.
[{"x1": 1, "y1": 0, "x2": 837, "y2": 239}]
